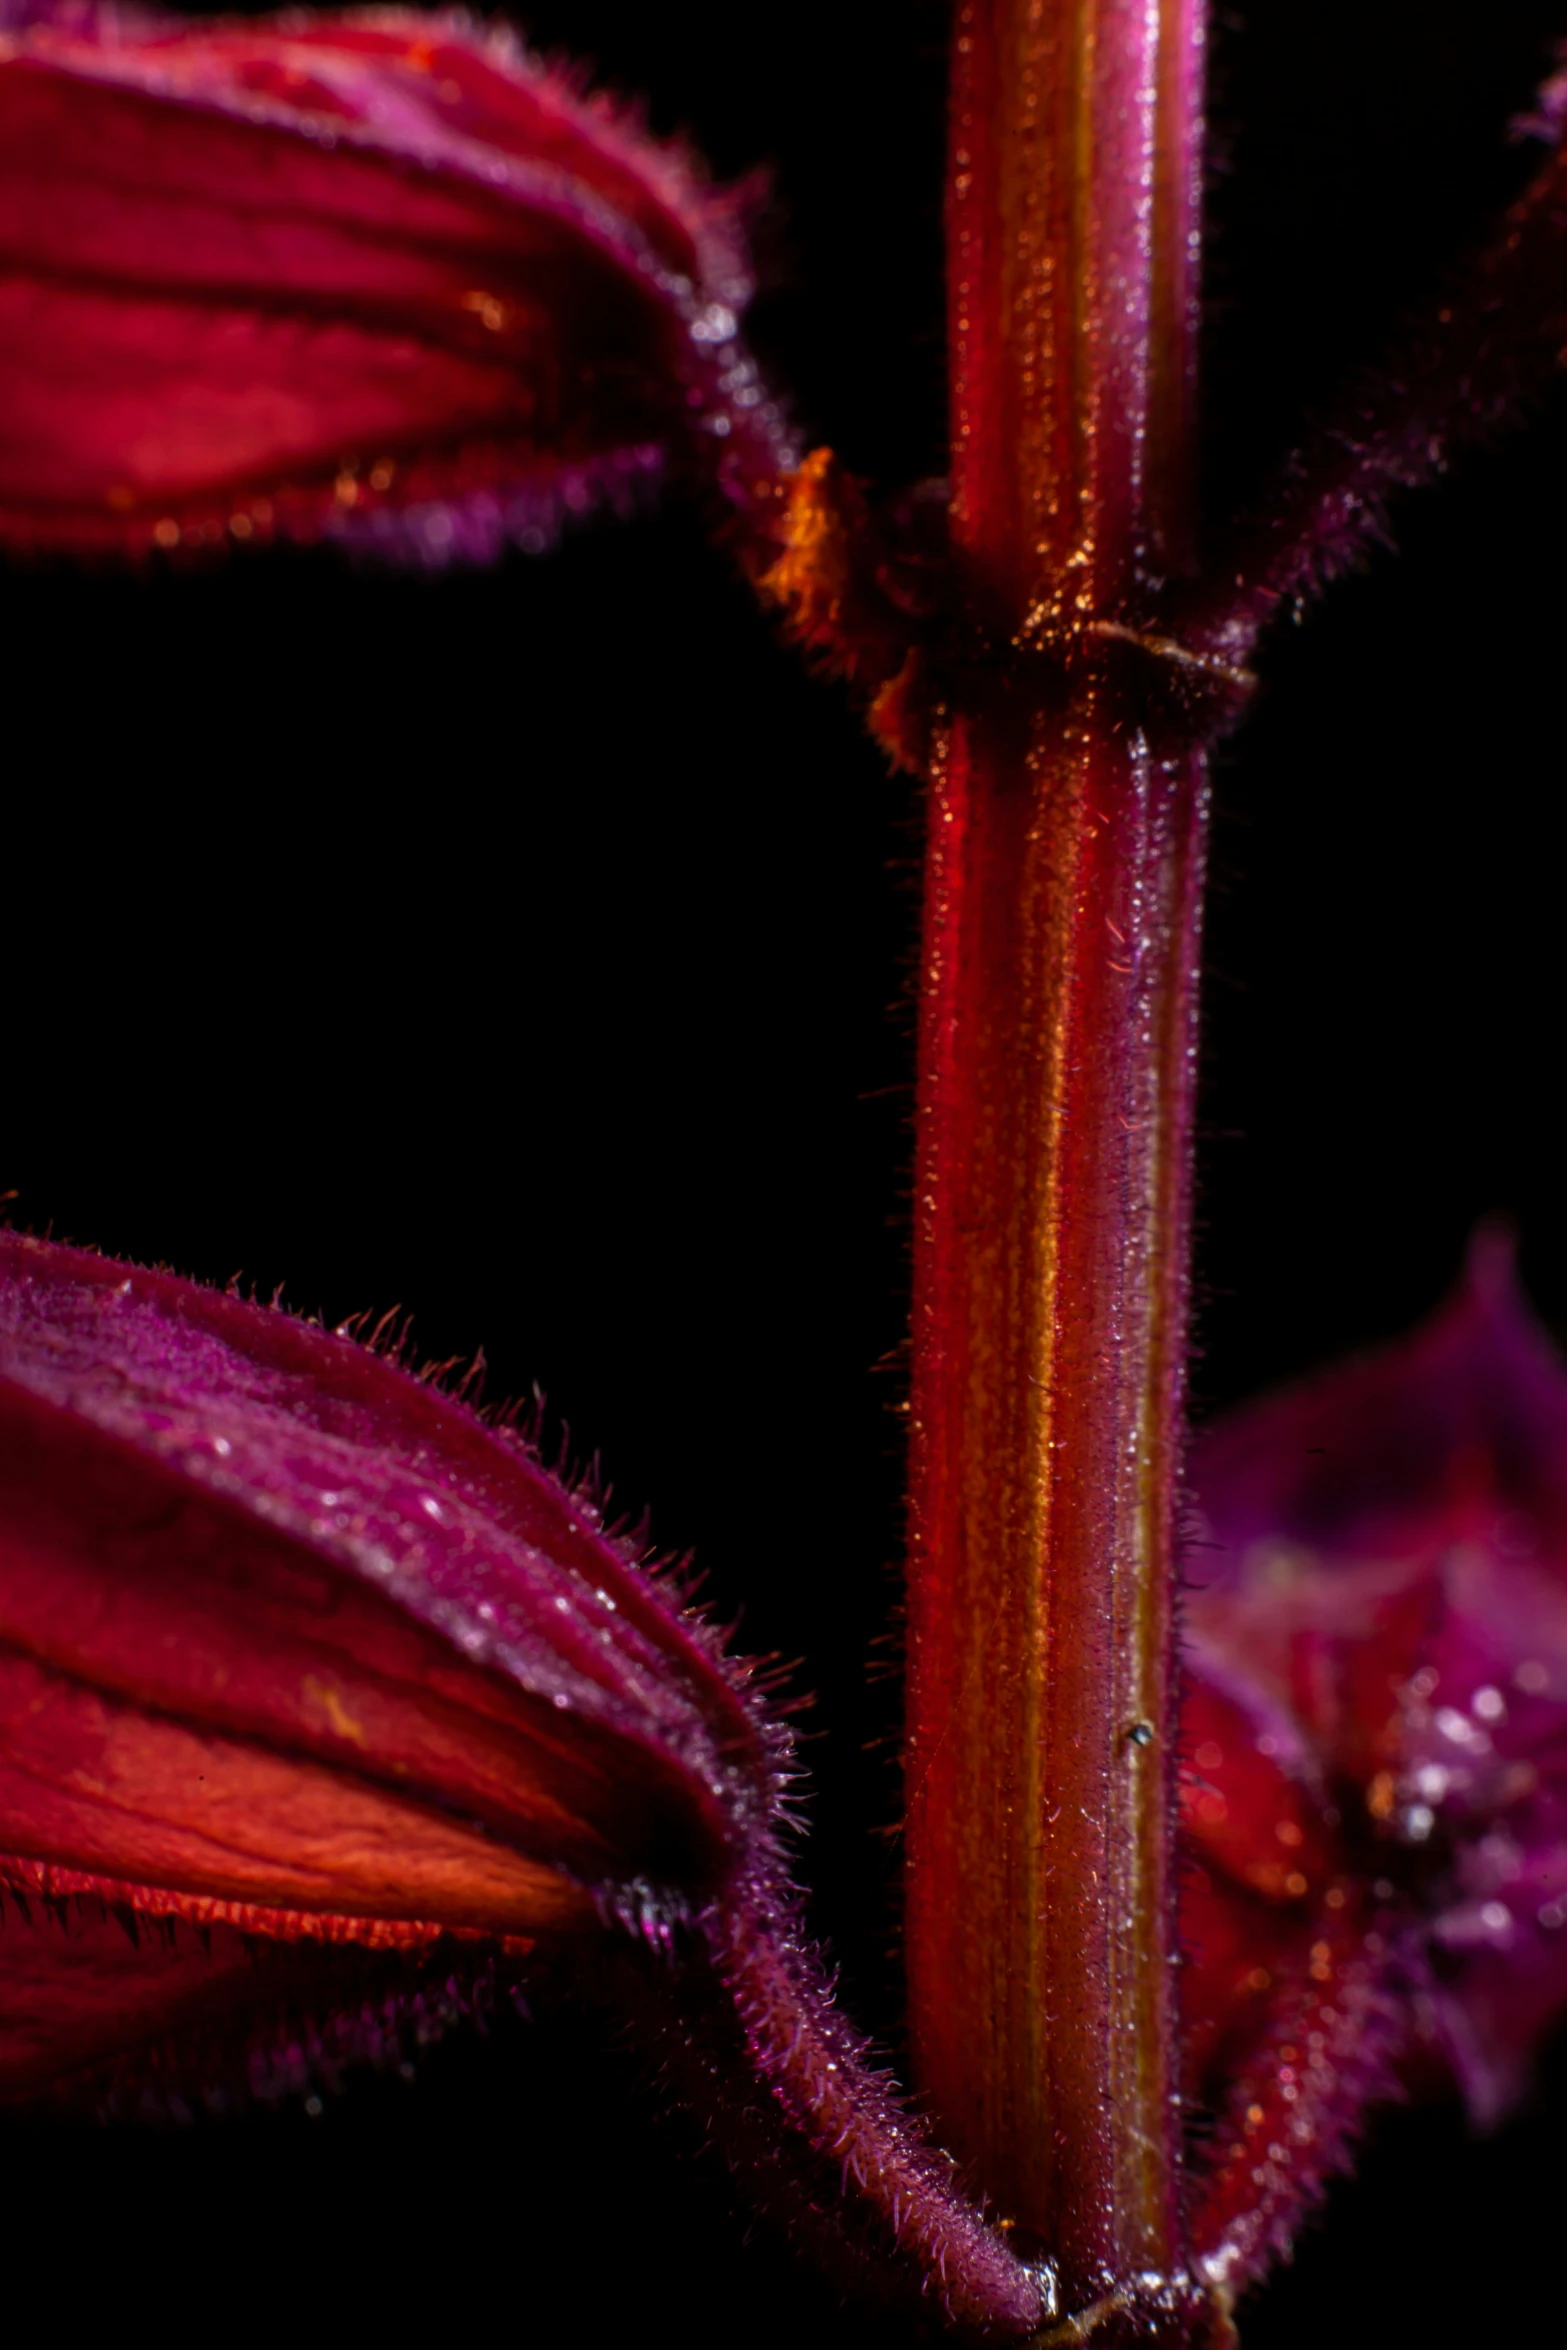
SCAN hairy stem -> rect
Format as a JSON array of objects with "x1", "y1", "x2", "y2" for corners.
[
  {"x1": 605, "y1": 1893, "x2": 1052, "y2": 2341},
  {"x1": 1180, "y1": 105, "x2": 1567, "y2": 665},
  {"x1": 905, "y1": 0, "x2": 1208, "y2": 2315}
]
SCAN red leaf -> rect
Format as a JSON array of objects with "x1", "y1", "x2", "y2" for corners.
[{"x1": 0, "y1": 3, "x2": 795, "y2": 560}]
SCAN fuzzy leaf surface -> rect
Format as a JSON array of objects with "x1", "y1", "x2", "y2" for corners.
[
  {"x1": 0, "y1": 1230, "x2": 778, "y2": 2092},
  {"x1": 0, "y1": 1, "x2": 794, "y2": 561}
]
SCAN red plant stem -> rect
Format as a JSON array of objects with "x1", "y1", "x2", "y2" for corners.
[{"x1": 905, "y1": 0, "x2": 1209, "y2": 2312}]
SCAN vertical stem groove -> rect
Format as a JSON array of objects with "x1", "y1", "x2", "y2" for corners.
[{"x1": 905, "y1": 0, "x2": 1209, "y2": 2310}]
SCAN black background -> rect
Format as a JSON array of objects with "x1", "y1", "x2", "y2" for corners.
[{"x1": 3, "y1": 0, "x2": 1567, "y2": 2339}]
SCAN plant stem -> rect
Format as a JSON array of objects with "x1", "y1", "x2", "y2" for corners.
[{"x1": 905, "y1": 0, "x2": 1209, "y2": 2312}]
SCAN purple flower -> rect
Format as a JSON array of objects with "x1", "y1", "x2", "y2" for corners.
[{"x1": 1182, "y1": 1233, "x2": 1567, "y2": 2286}]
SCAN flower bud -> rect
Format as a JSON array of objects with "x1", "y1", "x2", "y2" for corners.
[{"x1": 0, "y1": 2, "x2": 793, "y2": 561}]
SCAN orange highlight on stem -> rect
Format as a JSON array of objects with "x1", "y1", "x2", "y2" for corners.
[{"x1": 905, "y1": 0, "x2": 1209, "y2": 2314}]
